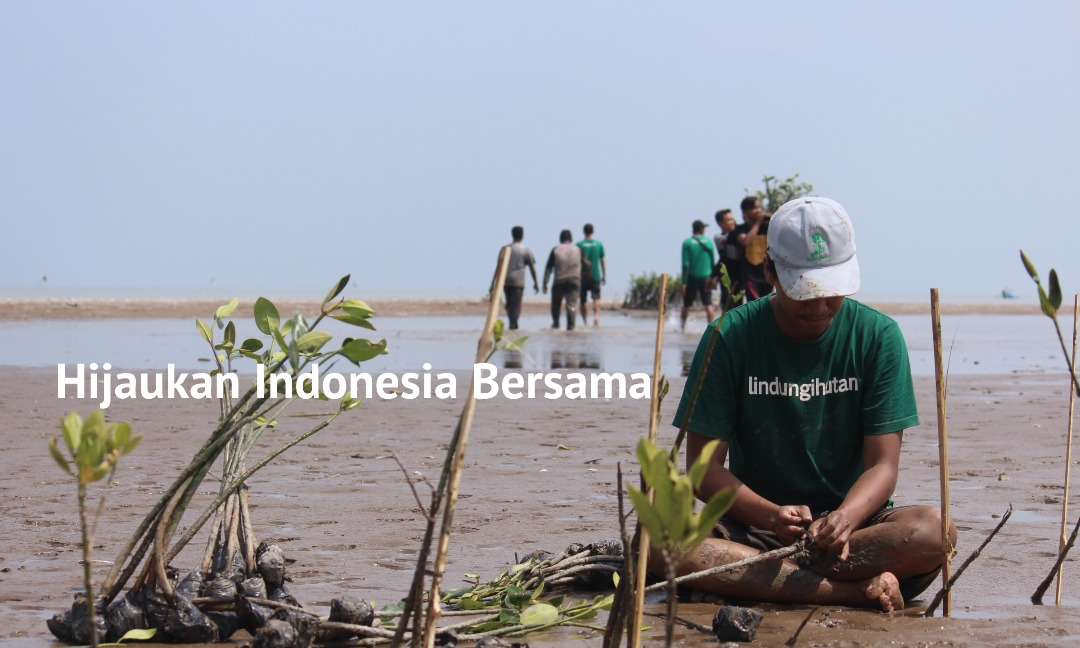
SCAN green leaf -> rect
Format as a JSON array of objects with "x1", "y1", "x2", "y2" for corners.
[
  {"x1": 223, "y1": 321, "x2": 236, "y2": 347},
  {"x1": 340, "y1": 338, "x2": 388, "y2": 364},
  {"x1": 330, "y1": 312, "x2": 377, "y2": 330},
  {"x1": 115, "y1": 627, "x2": 157, "y2": 643},
  {"x1": 297, "y1": 330, "x2": 333, "y2": 354},
  {"x1": 1048, "y1": 269, "x2": 1062, "y2": 311},
  {"x1": 519, "y1": 602, "x2": 559, "y2": 626},
  {"x1": 215, "y1": 297, "x2": 239, "y2": 320},
  {"x1": 1039, "y1": 285, "x2": 1057, "y2": 319},
  {"x1": 62, "y1": 411, "x2": 83, "y2": 454},
  {"x1": 341, "y1": 298, "x2": 373, "y2": 317},
  {"x1": 255, "y1": 297, "x2": 280, "y2": 335},
  {"x1": 687, "y1": 486, "x2": 736, "y2": 550},
  {"x1": 287, "y1": 340, "x2": 300, "y2": 371},
  {"x1": 627, "y1": 486, "x2": 665, "y2": 543},
  {"x1": 339, "y1": 397, "x2": 363, "y2": 412},
  {"x1": 492, "y1": 319, "x2": 505, "y2": 343},
  {"x1": 687, "y1": 439, "x2": 718, "y2": 488},
  {"x1": 241, "y1": 338, "x2": 264, "y2": 352},
  {"x1": 195, "y1": 318, "x2": 212, "y2": 344},
  {"x1": 322, "y1": 274, "x2": 351, "y2": 307},
  {"x1": 1020, "y1": 250, "x2": 1040, "y2": 282},
  {"x1": 499, "y1": 335, "x2": 528, "y2": 351},
  {"x1": 48, "y1": 438, "x2": 72, "y2": 474},
  {"x1": 457, "y1": 596, "x2": 487, "y2": 610}
]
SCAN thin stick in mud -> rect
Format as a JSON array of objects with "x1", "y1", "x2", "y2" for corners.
[
  {"x1": 1056, "y1": 294, "x2": 1078, "y2": 605},
  {"x1": 930, "y1": 288, "x2": 955, "y2": 616}
]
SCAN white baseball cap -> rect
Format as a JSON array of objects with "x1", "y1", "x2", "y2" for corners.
[{"x1": 766, "y1": 196, "x2": 860, "y2": 300}]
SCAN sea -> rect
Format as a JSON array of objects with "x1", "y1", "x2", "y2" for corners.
[{"x1": 0, "y1": 296, "x2": 1070, "y2": 379}]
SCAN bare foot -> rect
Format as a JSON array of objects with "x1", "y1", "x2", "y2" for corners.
[{"x1": 863, "y1": 572, "x2": 904, "y2": 612}]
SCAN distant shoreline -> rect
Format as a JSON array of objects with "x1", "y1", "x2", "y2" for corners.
[{"x1": 0, "y1": 297, "x2": 1041, "y2": 320}]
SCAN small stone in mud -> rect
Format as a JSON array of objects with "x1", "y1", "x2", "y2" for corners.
[
  {"x1": 319, "y1": 596, "x2": 374, "y2": 641},
  {"x1": 252, "y1": 618, "x2": 296, "y2": 648},
  {"x1": 712, "y1": 605, "x2": 763, "y2": 642},
  {"x1": 257, "y1": 542, "x2": 288, "y2": 587}
]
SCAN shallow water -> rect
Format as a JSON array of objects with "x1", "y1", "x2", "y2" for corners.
[{"x1": 0, "y1": 311, "x2": 1067, "y2": 378}]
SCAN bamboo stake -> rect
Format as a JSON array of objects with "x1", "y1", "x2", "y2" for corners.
[
  {"x1": 1056, "y1": 294, "x2": 1079, "y2": 605},
  {"x1": 420, "y1": 245, "x2": 511, "y2": 648},
  {"x1": 930, "y1": 288, "x2": 954, "y2": 617},
  {"x1": 628, "y1": 273, "x2": 668, "y2": 648}
]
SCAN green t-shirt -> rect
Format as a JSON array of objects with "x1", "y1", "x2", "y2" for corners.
[
  {"x1": 682, "y1": 235, "x2": 715, "y2": 281},
  {"x1": 577, "y1": 239, "x2": 605, "y2": 283},
  {"x1": 672, "y1": 297, "x2": 919, "y2": 514}
]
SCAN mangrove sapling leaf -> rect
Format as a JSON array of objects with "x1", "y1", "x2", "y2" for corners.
[
  {"x1": 215, "y1": 297, "x2": 240, "y2": 320},
  {"x1": 340, "y1": 298, "x2": 374, "y2": 317},
  {"x1": 330, "y1": 311, "x2": 377, "y2": 329},
  {"x1": 254, "y1": 297, "x2": 280, "y2": 335},
  {"x1": 1021, "y1": 250, "x2": 1040, "y2": 281},
  {"x1": 102, "y1": 627, "x2": 157, "y2": 645},
  {"x1": 1049, "y1": 269, "x2": 1062, "y2": 311},
  {"x1": 322, "y1": 274, "x2": 351, "y2": 308},
  {"x1": 340, "y1": 338, "x2": 389, "y2": 364},
  {"x1": 519, "y1": 603, "x2": 559, "y2": 625},
  {"x1": 297, "y1": 330, "x2": 333, "y2": 354},
  {"x1": 196, "y1": 319, "x2": 212, "y2": 344},
  {"x1": 286, "y1": 339, "x2": 300, "y2": 370}
]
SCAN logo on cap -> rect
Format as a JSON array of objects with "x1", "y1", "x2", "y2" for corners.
[{"x1": 809, "y1": 232, "x2": 828, "y2": 261}]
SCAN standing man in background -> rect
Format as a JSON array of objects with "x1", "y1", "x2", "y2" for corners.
[
  {"x1": 497, "y1": 225, "x2": 538, "y2": 330},
  {"x1": 577, "y1": 223, "x2": 606, "y2": 327},
  {"x1": 680, "y1": 219, "x2": 716, "y2": 332},
  {"x1": 736, "y1": 196, "x2": 773, "y2": 301},
  {"x1": 713, "y1": 208, "x2": 741, "y2": 310},
  {"x1": 544, "y1": 229, "x2": 589, "y2": 331}
]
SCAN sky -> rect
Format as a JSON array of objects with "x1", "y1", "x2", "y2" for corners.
[{"x1": 2, "y1": 1, "x2": 1078, "y2": 305}]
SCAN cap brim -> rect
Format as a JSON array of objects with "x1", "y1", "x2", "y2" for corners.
[{"x1": 775, "y1": 253, "x2": 860, "y2": 300}]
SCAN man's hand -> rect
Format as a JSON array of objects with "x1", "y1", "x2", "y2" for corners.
[
  {"x1": 542, "y1": 285, "x2": 548, "y2": 295},
  {"x1": 807, "y1": 510, "x2": 855, "y2": 561},
  {"x1": 681, "y1": 284, "x2": 687, "y2": 296},
  {"x1": 534, "y1": 285, "x2": 539, "y2": 294},
  {"x1": 772, "y1": 505, "x2": 812, "y2": 545}
]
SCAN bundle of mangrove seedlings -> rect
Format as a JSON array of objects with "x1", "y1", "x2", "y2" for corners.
[{"x1": 48, "y1": 277, "x2": 391, "y2": 646}]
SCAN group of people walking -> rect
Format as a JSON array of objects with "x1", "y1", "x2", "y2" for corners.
[
  {"x1": 680, "y1": 195, "x2": 773, "y2": 332},
  {"x1": 498, "y1": 224, "x2": 606, "y2": 331}
]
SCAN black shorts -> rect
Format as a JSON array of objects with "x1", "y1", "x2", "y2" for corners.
[
  {"x1": 683, "y1": 276, "x2": 713, "y2": 308},
  {"x1": 713, "y1": 505, "x2": 940, "y2": 602},
  {"x1": 580, "y1": 277, "x2": 601, "y2": 302}
]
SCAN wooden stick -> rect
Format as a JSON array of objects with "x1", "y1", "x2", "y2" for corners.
[
  {"x1": 925, "y1": 505, "x2": 1012, "y2": 615},
  {"x1": 929, "y1": 288, "x2": 954, "y2": 616},
  {"x1": 642, "y1": 541, "x2": 806, "y2": 592},
  {"x1": 1056, "y1": 294, "x2": 1079, "y2": 605},
  {"x1": 420, "y1": 245, "x2": 511, "y2": 648},
  {"x1": 627, "y1": 273, "x2": 668, "y2": 648}
]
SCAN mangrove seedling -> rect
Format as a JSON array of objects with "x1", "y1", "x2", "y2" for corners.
[
  {"x1": 48, "y1": 410, "x2": 142, "y2": 647},
  {"x1": 627, "y1": 437, "x2": 735, "y2": 648},
  {"x1": 1020, "y1": 251, "x2": 1079, "y2": 397}
]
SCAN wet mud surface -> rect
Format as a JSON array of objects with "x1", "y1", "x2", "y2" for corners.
[{"x1": 2, "y1": 368, "x2": 1080, "y2": 646}]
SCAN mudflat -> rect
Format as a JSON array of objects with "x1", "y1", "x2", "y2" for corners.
[{"x1": 1, "y1": 301, "x2": 1079, "y2": 646}]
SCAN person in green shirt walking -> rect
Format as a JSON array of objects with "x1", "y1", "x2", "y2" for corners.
[
  {"x1": 669, "y1": 196, "x2": 955, "y2": 612},
  {"x1": 680, "y1": 219, "x2": 716, "y2": 332},
  {"x1": 576, "y1": 223, "x2": 606, "y2": 327}
]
